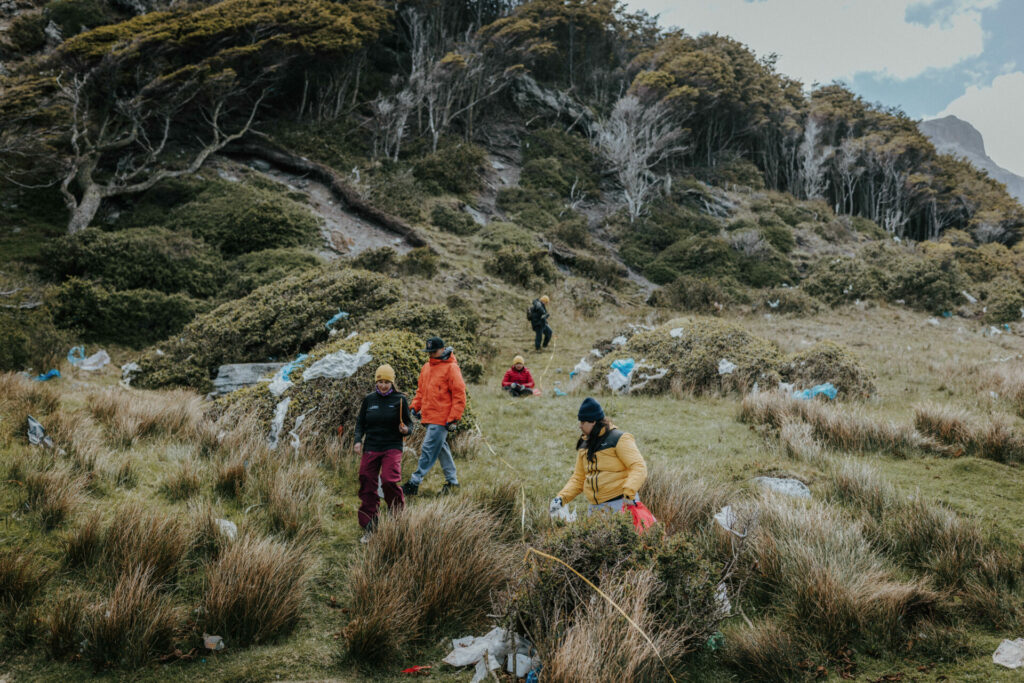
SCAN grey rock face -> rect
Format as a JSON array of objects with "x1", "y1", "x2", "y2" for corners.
[{"x1": 920, "y1": 115, "x2": 1024, "y2": 203}]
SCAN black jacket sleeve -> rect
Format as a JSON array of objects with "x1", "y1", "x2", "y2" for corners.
[
  {"x1": 400, "y1": 394, "x2": 412, "y2": 432},
  {"x1": 354, "y1": 395, "x2": 368, "y2": 444}
]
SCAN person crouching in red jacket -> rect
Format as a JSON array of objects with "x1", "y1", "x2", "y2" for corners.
[{"x1": 502, "y1": 355, "x2": 535, "y2": 397}]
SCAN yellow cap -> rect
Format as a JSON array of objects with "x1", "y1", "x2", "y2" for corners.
[
  {"x1": 374, "y1": 365, "x2": 395, "y2": 383},
  {"x1": 540, "y1": 295, "x2": 549, "y2": 304},
  {"x1": 513, "y1": 355, "x2": 524, "y2": 365}
]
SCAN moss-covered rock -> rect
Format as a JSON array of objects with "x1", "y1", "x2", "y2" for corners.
[
  {"x1": 43, "y1": 227, "x2": 226, "y2": 298},
  {"x1": 50, "y1": 278, "x2": 208, "y2": 348},
  {"x1": 587, "y1": 318, "x2": 783, "y2": 396},
  {"x1": 133, "y1": 267, "x2": 400, "y2": 391},
  {"x1": 778, "y1": 341, "x2": 875, "y2": 397}
]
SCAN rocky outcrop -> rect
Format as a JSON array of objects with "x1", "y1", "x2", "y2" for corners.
[{"x1": 920, "y1": 115, "x2": 1024, "y2": 203}]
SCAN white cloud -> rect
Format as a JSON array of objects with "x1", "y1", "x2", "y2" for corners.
[
  {"x1": 631, "y1": 0, "x2": 996, "y2": 85},
  {"x1": 939, "y1": 72, "x2": 1024, "y2": 176}
]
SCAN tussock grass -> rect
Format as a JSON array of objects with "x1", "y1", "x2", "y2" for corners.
[
  {"x1": 913, "y1": 403, "x2": 1024, "y2": 463},
  {"x1": 83, "y1": 566, "x2": 181, "y2": 667},
  {"x1": 47, "y1": 590, "x2": 87, "y2": 659},
  {"x1": 967, "y1": 362, "x2": 1024, "y2": 415},
  {"x1": 542, "y1": 571, "x2": 690, "y2": 682},
  {"x1": 0, "y1": 373, "x2": 61, "y2": 446},
  {"x1": 202, "y1": 533, "x2": 313, "y2": 646},
  {"x1": 824, "y1": 458, "x2": 896, "y2": 520},
  {"x1": 344, "y1": 500, "x2": 514, "y2": 662},
  {"x1": 471, "y1": 480, "x2": 531, "y2": 540},
  {"x1": 24, "y1": 464, "x2": 86, "y2": 529},
  {"x1": 44, "y1": 408, "x2": 108, "y2": 478},
  {"x1": 260, "y1": 462, "x2": 327, "y2": 539},
  {"x1": 63, "y1": 510, "x2": 104, "y2": 569},
  {"x1": 722, "y1": 617, "x2": 804, "y2": 681},
  {"x1": 741, "y1": 392, "x2": 948, "y2": 457},
  {"x1": 159, "y1": 456, "x2": 204, "y2": 500},
  {"x1": 114, "y1": 456, "x2": 137, "y2": 488},
  {"x1": 0, "y1": 551, "x2": 51, "y2": 611},
  {"x1": 87, "y1": 387, "x2": 206, "y2": 447},
  {"x1": 778, "y1": 420, "x2": 828, "y2": 467},
  {"x1": 215, "y1": 454, "x2": 246, "y2": 497},
  {"x1": 188, "y1": 500, "x2": 233, "y2": 559},
  {"x1": 103, "y1": 501, "x2": 191, "y2": 583},
  {"x1": 641, "y1": 462, "x2": 729, "y2": 535}
]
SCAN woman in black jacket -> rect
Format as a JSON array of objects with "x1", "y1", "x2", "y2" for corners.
[{"x1": 353, "y1": 364, "x2": 411, "y2": 542}]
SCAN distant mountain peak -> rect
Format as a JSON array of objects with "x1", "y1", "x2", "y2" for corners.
[{"x1": 920, "y1": 115, "x2": 1024, "y2": 204}]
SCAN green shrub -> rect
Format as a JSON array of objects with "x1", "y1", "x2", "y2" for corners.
[
  {"x1": 476, "y1": 221, "x2": 539, "y2": 251},
  {"x1": 757, "y1": 219, "x2": 796, "y2": 253},
  {"x1": 980, "y1": 276, "x2": 1024, "y2": 324},
  {"x1": 849, "y1": 215, "x2": 886, "y2": 239},
  {"x1": 50, "y1": 279, "x2": 207, "y2": 348},
  {"x1": 737, "y1": 248, "x2": 798, "y2": 288},
  {"x1": 573, "y1": 254, "x2": 625, "y2": 284},
  {"x1": 168, "y1": 182, "x2": 319, "y2": 256},
  {"x1": 351, "y1": 246, "x2": 399, "y2": 272},
  {"x1": 430, "y1": 204, "x2": 479, "y2": 236},
  {"x1": 225, "y1": 248, "x2": 324, "y2": 297},
  {"x1": 521, "y1": 127, "x2": 601, "y2": 197},
  {"x1": 779, "y1": 341, "x2": 875, "y2": 397},
  {"x1": 549, "y1": 215, "x2": 589, "y2": 245},
  {"x1": 46, "y1": 0, "x2": 118, "y2": 36},
  {"x1": 0, "y1": 308, "x2": 69, "y2": 373},
  {"x1": 399, "y1": 247, "x2": 438, "y2": 277},
  {"x1": 6, "y1": 13, "x2": 47, "y2": 54},
  {"x1": 361, "y1": 302, "x2": 482, "y2": 381},
  {"x1": 755, "y1": 287, "x2": 822, "y2": 316},
  {"x1": 647, "y1": 235, "x2": 738, "y2": 286},
  {"x1": 133, "y1": 267, "x2": 400, "y2": 391},
  {"x1": 700, "y1": 157, "x2": 765, "y2": 189},
  {"x1": 486, "y1": 246, "x2": 557, "y2": 288},
  {"x1": 802, "y1": 253, "x2": 889, "y2": 306},
  {"x1": 413, "y1": 141, "x2": 486, "y2": 195},
  {"x1": 648, "y1": 275, "x2": 730, "y2": 314},
  {"x1": 43, "y1": 227, "x2": 226, "y2": 297},
  {"x1": 892, "y1": 248, "x2": 966, "y2": 313}
]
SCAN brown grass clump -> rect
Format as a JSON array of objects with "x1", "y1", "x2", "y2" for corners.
[
  {"x1": 913, "y1": 403, "x2": 1024, "y2": 463},
  {"x1": 103, "y1": 501, "x2": 191, "y2": 583},
  {"x1": 913, "y1": 403, "x2": 975, "y2": 446},
  {"x1": 44, "y1": 408, "x2": 108, "y2": 478},
  {"x1": 63, "y1": 511, "x2": 105, "y2": 569},
  {"x1": 641, "y1": 463, "x2": 730, "y2": 535},
  {"x1": 0, "y1": 551, "x2": 52, "y2": 612},
  {"x1": 541, "y1": 571, "x2": 690, "y2": 682},
  {"x1": 201, "y1": 533, "x2": 313, "y2": 646},
  {"x1": 344, "y1": 499, "x2": 515, "y2": 663},
  {"x1": 215, "y1": 454, "x2": 247, "y2": 497},
  {"x1": 824, "y1": 458, "x2": 896, "y2": 521},
  {"x1": 778, "y1": 420, "x2": 828, "y2": 468},
  {"x1": 47, "y1": 590, "x2": 87, "y2": 659},
  {"x1": 0, "y1": 373, "x2": 61, "y2": 445},
  {"x1": 261, "y1": 462, "x2": 327, "y2": 539},
  {"x1": 87, "y1": 388, "x2": 205, "y2": 448},
  {"x1": 82, "y1": 566, "x2": 181, "y2": 667},
  {"x1": 159, "y1": 457, "x2": 204, "y2": 500},
  {"x1": 721, "y1": 618, "x2": 804, "y2": 681},
  {"x1": 24, "y1": 465, "x2": 87, "y2": 529}
]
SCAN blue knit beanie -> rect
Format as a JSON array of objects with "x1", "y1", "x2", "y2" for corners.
[{"x1": 577, "y1": 397, "x2": 604, "y2": 422}]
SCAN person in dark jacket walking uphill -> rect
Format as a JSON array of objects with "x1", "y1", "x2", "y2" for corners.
[
  {"x1": 528, "y1": 295, "x2": 552, "y2": 351},
  {"x1": 502, "y1": 355, "x2": 535, "y2": 397},
  {"x1": 353, "y1": 364, "x2": 411, "y2": 543}
]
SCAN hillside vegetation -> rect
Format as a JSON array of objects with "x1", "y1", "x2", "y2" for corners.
[{"x1": 2, "y1": 0, "x2": 1024, "y2": 681}]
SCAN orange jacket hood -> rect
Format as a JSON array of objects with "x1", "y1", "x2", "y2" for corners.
[{"x1": 410, "y1": 352, "x2": 467, "y2": 425}]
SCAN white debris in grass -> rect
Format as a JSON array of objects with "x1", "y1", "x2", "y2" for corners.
[
  {"x1": 718, "y1": 359, "x2": 737, "y2": 375},
  {"x1": 669, "y1": 327, "x2": 685, "y2": 338},
  {"x1": 302, "y1": 341, "x2": 373, "y2": 381},
  {"x1": 268, "y1": 398, "x2": 291, "y2": 450}
]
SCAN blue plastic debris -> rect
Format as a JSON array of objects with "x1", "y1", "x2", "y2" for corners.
[
  {"x1": 67, "y1": 346, "x2": 86, "y2": 366},
  {"x1": 553, "y1": 387, "x2": 567, "y2": 396},
  {"x1": 1004, "y1": 323, "x2": 1011, "y2": 332},
  {"x1": 525, "y1": 665, "x2": 541, "y2": 683},
  {"x1": 33, "y1": 369, "x2": 60, "y2": 382},
  {"x1": 280, "y1": 353, "x2": 308, "y2": 382},
  {"x1": 610, "y1": 358, "x2": 635, "y2": 377},
  {"x1": 941, "y1": 311, "x2": 952, "y2": 318},
  {"x1": 793, "y1": 383, "x2": 837, "y2": 400},
  {"x1": 324, "y1": 311, "x2": 349, "y2": 329}
]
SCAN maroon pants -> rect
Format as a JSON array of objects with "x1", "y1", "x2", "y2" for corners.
[{"x1": 358, "y1": 448, "x2": 405, "y2": 528}]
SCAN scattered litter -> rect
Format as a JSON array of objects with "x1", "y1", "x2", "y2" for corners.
[
  {"x1": 203, "y1": 634, "x2": 225, "y2": 652},
  {"x1": 763, "y1": 313, "x2": 772, "y2": 320},
  {"x1": 993, "y1": 638, "x2": 1024, "y2": 669},
  {"x1": 552, "y1": 387, "x2": 567, "y2": 396},
  {"x1": 27, "y1": 416, "x2": 53, "y2": 448},
  {"x1": 610, "y1": 358, "x2": 635, "y2": 377},
  {"x1": 67, "y1": 346, "x2": 86, "y2": 365},
  {"x1": 718, "y1": 359, "x2": 737, "y2": 375},
  {"x1": 214, "y1": 519, "x2": 237, "y2": 541},
  {"x1": 610, "y1": 335, "x2": 627, "y2": 346},
  {"x1": 302, "y1": 342, "x2": 373, "y2": 381},
  {"x1": 288, "y1": 413, "x2": 307, "y2": 451},
  {"x1": 669, "y1": 327, "x2": 685, "y2": 338},
  {"x1": 211, "y1": 362, "x2": 285, "y2": 395},
  {"x1": 942, "y1": 310, "x2": 953, "y2": 318},
  {"x1": 400, "y1": 665, "x2": 432, "y2": 675},
  {"x1": 715, "y1": 582, "x2": 731, "y2": 618},
  {"x1": 778, "y1": 381, "x2": 794, "y2": 393},
  {"x1": 526, "y1": 667, "x2": 540, "y2": 683},
  {"x1": 927, "y1": 318, "x2": 940, "y2": 327},
  {"x1": 792, "y1": 383, "x2": 837, "y2": 400},
  {"x1": 767, "y1": 299, "x2": 780, "y2": 309},
  {"x1": 607, "y1": 369, "x2": 629, "y2": 392},
  {"x1": 550, "y1": 504, "x2": 576, "y2": 523},
  {"x1": 753, "y1": 477, "x2": 811, "y2": 499},
  {"x1": 589, "y1": 348, "x2": 602, "y2": 357},
  {"x1": 990, "y1": 391, "x2": 999, "y2": 399},
  {"x1": 706, "y1": 631, "x2": 725, "y2": 651},
  {"x1": 268, "y1": 398, "x2": 291, "y2": 450},
  {"x1": 120, "y1": 362, "x2": 141, "y2": 386},
  {"x1": 962, "y1": 290, "x2": 978, "y2": 304},
  {"x1": 986, "y1": 326, "x2": 1003, "y2": 337},
  {"x1": 78, "y1": 349, "x2": 110, "y2": 371},
  {"x1": 1005, "y1": 323, "x2": 1012, "y2": 332},
  {"x1": 443, "y1": 627, "x2": 511, "y2": 683},
  {"x1": 571, "y1": 358, "x2": 592, "y2": 376},
  {"x1": 324, "y1": 310, "x2": 349, "y2": 329},
  {"x1": 268, "y1": 354, "x2": 309, "y2": 396},
  {"x1": 33, "y1": 369, "x2": 60, "y2": 381},
  {"x1": 628, "y1": 367, "x2": 668, "y2": 392},
  {"x1": 895, "y1": 299, "x2": 905, "y2": 305},
  {"x1": 714, "y1": 505, "x2": 737, "y2": 533}
]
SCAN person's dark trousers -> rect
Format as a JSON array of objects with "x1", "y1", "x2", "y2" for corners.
[
  {"x1": 358, "y1": 448, "x2": 404, "y2": 528},
  {"x1": 534, "y1": 324, "x2": 552, "y2": 350},
  {"x1": 503, "y1": 385, "x2": 533, "y2": 397}
]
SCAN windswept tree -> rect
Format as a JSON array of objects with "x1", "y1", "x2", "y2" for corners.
[
  {"x1": 0, "y1": 0, "x2": 389, "y2": 233},
  {"x1": 593, "y1": 94, "x2": 686, "y2": 222}
]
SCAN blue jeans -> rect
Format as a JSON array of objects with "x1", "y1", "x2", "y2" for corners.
[
  {"x1": 587, "y1": 494, "x2": 639, "y2": 516},
  {"x1": 409, "y1": 423, "x2": 458, "y2": 486}
]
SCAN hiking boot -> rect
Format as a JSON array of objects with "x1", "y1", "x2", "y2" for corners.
[
  {"x1": 359, "y1": 518, "x2": 377, "y2": 544},
  {"x1": 440, "y1": 482, "x2": 460, "y2": 496},
  {"x1": 401, "y1": 481, "x2": 419, "y2": 496}
]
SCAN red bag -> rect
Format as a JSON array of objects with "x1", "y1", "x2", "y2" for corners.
[{"x1": 624, "y1": 501, "x2": 657, "y2": 533}]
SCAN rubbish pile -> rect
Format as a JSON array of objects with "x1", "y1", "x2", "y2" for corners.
[{"x1": 443, "y1": 627, "x2": 539, "y2": 682}]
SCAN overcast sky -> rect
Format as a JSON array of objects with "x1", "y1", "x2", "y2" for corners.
[{"x1": 631, "y1": 0, "x2": 1024, "y2": 177}]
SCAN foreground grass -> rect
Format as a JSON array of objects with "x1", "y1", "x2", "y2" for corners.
[{"x1": 3, "y1": 304, "x2": 1024, "y2": 681}]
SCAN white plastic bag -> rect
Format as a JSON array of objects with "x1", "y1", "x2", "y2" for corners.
[
  {"x1": 302, "y1": 342, "x2": 373, "y2": 381},
  {"x1": 993, "y1": 638, "x2": 1024, "y2": 668}
]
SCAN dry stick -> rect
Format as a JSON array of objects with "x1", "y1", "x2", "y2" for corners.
[
  {"x1": 525, "y1": 548, "x2": 678, "y2": 683},
  {"x1": 536, "y1": 335, "x2": 557, "y2": 391}
]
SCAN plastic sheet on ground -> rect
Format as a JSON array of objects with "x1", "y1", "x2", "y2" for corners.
[
  {"x1": 550, "y1": 504, "x2": 576, "y2": 523},
  {"x1": 607, "y1": 369, "x2": 630, "y2": 392},
  {"x1": 610, "y1": 335, "x2": 627, "y2": 346},
  {"x1": 714, "y1": 505, "x2": 737, "y2": 533},
  {"x1": 927, "y1": 317, "x2": 940, "y2": 327},
  {"x1": 792, "y1": 383, "x2": 837, "y2": 400},
  {"x1": 767, "y1": 299, "x2": 780, "y2": 309},
  {"x1": 302, "y1": 342, "x2": 373, "y2": 381},
  {"x1": 629, "y1": 366, "x2": 668, "y2": 392},
  {"x1": 718, "y1": 359, "x2": 737, "y2": 375},
  {"x1": 610, "y1": 358, "x2": 635, "y2": 377},
  {"x1": 669, "y1": 327, "x2": 685, "y2": 338},
  {"x1": 78, "y1": 349, "x2": 110, "y2": 371},
  {"x1": 33, "y1": 369, "x2": 60, "y2": 381},
  {"x1": 993, "y1": 638, "x2": 1024, "y2": 668},
  {"x1": 570, "y1": 357, "x2": 592, "y2": 378},
  {"x1": 203, "y1": 634, "x2": 226, "y2": 651},
  {"x1": 120, "y1": 362, "x2": 141, "y2": 386},
  {"x1": 443, "y1": 627, "x2": 510, "y2": 683},
  {"x1": 212, "y1": 362, "x2": 286, "y2": 395},
  {"x1": 268, "y1": 398, "x2": 291, "y2": 450},
  {"x1": 324, "y1": 310, "x2": 349, "y2": 329},
  {"x1": 715, "y1": 581, "x2": 731, "y2": 618},
  {"x1": 753, "y1": 476, "x2": 811, "y2": 498},
  {"x1": 67, "y1": 346, "x2": 86, "y2": 366},
  {"x1": 552, "y1": 387, "x2": 567, "y2": 396},
  {"x1": 288, "y1": 413, "x2": 307, "y2": 451},
  {"x1": 215, "y1": 519, "x2": 237, "y2": 541},
  {"x1": 268, "y1": 354, "x2": 309, "y2": 396},
  {"x1": 27, "y1": 416, "x2": 53, "y2": 448}
]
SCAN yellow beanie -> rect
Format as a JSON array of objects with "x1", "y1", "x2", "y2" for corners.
[
  {"x1": 513, "y1": 355, "x2": 525, "y2": 365},
  {"x1": 374, "y1": 364, "x2": 395, "y2": 383},
  {"x1": 540, "y1": 295, "x2": 549, "y2": 304}
]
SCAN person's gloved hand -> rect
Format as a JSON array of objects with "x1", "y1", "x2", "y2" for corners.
[
  {"x1": 446, "y1": 420, "x2": 459, "y2": 432},
  {"x1": 549, "y1": 496, "x2": 563, "y2": 515},
  {"x1": 512, "y1": 383, "x2": 521, "y2": 390},
  {"x1": 410, "y1": 408, "x2": 420, "y2": 420}
]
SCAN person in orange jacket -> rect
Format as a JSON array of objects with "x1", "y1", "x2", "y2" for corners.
[
  {"x1": 402, "y1": 336, "x2": 467, "y2": 496},
  {"x1": 502, "y1": 355, "x2": 535, "y2": 397}
]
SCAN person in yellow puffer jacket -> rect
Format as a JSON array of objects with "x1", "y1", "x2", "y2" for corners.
[{"x1": 550, "y1": 397, "x2": 647, "y2": 516}]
